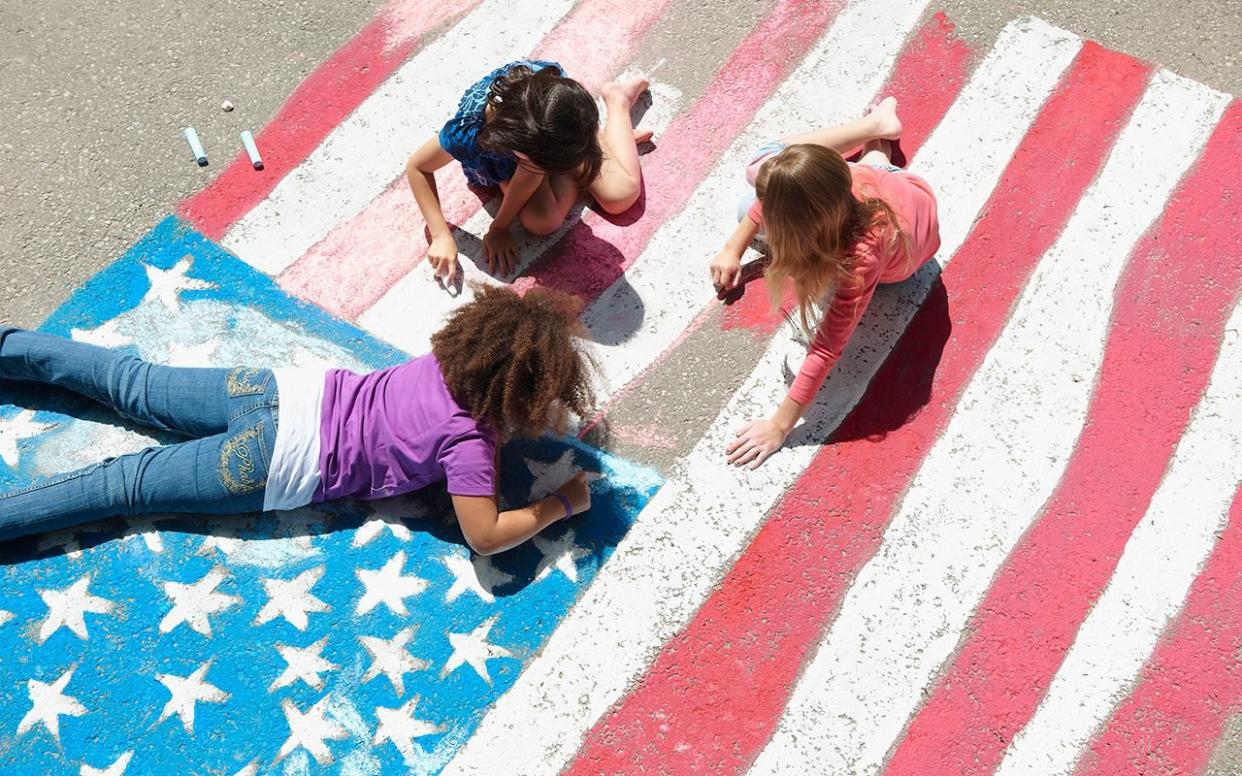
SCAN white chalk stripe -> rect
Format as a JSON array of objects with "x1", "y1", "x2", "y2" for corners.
[
  {"x1": 221, "y1": 0, "x2": 578, "y2": 275},
  {"x1": 357, "y1": 80, "x2": 685, "y2": 355},
  {"x1": 439, "y1": 1, "x2": 937, "y2": 774},
  {"x1": 995, "y1": 303, "x2": 1242, "y2": 770},
  {"x1": 749, "y1": 69, "x2": 1229, "y2": 776}
]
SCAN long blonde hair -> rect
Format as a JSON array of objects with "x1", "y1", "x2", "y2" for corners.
[{"x1": 755, "y1": 144, "x2": 906, "y2": 335}]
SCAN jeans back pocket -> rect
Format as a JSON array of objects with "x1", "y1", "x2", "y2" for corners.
[{"x1": 217, "y1": 421, "x2": 269, "y2": 495}]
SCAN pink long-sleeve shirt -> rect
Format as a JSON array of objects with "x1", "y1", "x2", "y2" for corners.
[{"x1": 747, "y1": 163, "x2": 940, "y2": 404}]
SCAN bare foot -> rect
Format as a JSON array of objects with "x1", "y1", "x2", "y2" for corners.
[
  {"x1": 601, "y1": 76, "x2": 650, "y2": 109},
  {"x1": 866, "y1": 96, "x2": 902, "y2": 140}
]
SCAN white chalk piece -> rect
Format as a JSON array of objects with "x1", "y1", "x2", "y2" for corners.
[
  {"x1": 240, "y1": 130, "x2": 263, "y2": 170},
  {"x1": 221, "y1": 100, "x2": 234, "y2": 112},
  {"x1": 182, "y1": 127, "x2": 208, "y2": 167}
]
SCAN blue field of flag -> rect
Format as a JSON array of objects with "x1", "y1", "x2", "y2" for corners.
[{"x1": 0, "y1": 217, "x2": 662, "y2": 774}]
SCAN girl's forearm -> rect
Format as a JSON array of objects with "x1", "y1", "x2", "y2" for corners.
[
  {"x1": 483, "y1": 497, "x2": 568, "y2": 555},
  {"x1": 725, "y1": 216, "x2": 760, "y2": 256},
  {"x1": 492, "y1": 172, "x2": 542, "y2": 231},
  {"x1": 771, "y1": 395, "x2": 808, "y2": 434},
  {"x1": 406, "y1": 159, "x2": 453, "y2": 239}
]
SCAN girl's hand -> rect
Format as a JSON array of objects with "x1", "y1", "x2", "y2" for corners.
[
  {"x1": 556, "y1": 472, "x2": 593, "y2": 516},
  {"x1": 726, "y1": 418, "x2": 789, "y2": 468},
  {"x1": 428, "y1": 234, "x2": 461, "y2": 285},
  {"x1": 710, "y1": 249, "x2": 744, "y2": 290},
  {"x1": 483, "y1": 226, "x2": 518, "y2": 277}
]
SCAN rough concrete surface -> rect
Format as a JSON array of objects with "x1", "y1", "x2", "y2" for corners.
[{"x1": 0, "y1": 0, "x2": 387, "y2": 328}]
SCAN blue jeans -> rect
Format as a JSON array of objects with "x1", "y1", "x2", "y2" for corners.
[{"x1": 0, "y1": 328, "x2": 276, "y2": 540}]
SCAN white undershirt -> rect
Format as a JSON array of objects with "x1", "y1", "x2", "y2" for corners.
[{"x1": 263, "y1": 368, "x2": 327, "y2": 512}]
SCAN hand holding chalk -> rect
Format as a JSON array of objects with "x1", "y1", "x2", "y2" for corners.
[{"x1": 182, "y1": 127, "x2": 208, "y2": 166}]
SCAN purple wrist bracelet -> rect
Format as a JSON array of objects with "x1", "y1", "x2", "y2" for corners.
[{"x1": 553, "y1": 492, "x2": 574, "y2": 521}]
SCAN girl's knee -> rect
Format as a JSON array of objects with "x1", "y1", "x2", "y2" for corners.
[
  {"x1": 595, "y1": 183, "x2": 641, "y2": 216},
  {"x1": 521, "y1": 209, "x2": 566, "y2": 236}
]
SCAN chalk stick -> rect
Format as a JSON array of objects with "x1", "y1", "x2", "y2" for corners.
[
  {"x1": 240, "y1": 130, "x2": 263, "y2": 170},
  {"x1": 182, "y1": 127, "x2": 208, "y2": 167}
]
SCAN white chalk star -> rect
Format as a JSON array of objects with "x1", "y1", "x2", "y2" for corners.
[
  {"x1": 124, "y1": 517, "x2": 165, "y2": 553},
  {"x1": 524, "y1": 449, "x2": 601, "y2": 502},
  {"x1": 355, "y1": 551, "x2": 428, "y2": 616},
  {"x1": 232, "y1": 760, "x2": 258, "y2": 776},
  {"x1": 79, "y1": 750, "x2": 133, "y2": 776},
  {"x1": 373, "y1": 696, "x2": 442, "y2": 760},
  {"x1": 532, "y1": 529, "x2": 590, "y2": 584},
  {"x1": 70, "y1": 319, "x2": 132, "y2": 348},
  {"x1": 165, "y1": 338, "x2": 219, "y2": 367},
  {"x1": 38, "y1": 575, "x2": 114, "y2": 643},
  {"x1": 141, "y1": 256, "x2": 216, "y2": 312},
  {"x1": 159, "y1": 568, "x2": 240, "y2": 636},
  {"x1": 352, "y1": 497, "x2": 418, "y2": 548},
  {"x1": 17, "y1": 666, "x2": 87, "y2": 741},
  {"x1": 441, "y1": 551, "x2": 513, "y2": 604},
  {"x1": 359, "y1": 626, "x2": 429, "y2": 696},
  {"x1": 442, "y1": 615, "x2": 513, "y2": 685},
  {"x1": 270, "y1": 636, "x2": 338, "y2": 692},
  {"x1": 254, "y1": 567, "x2": 329, "y2": 631},
  {"x1": 276, "y1": 694, "x2": 347, "y2": 766},
  {"x1": 0, "y1": 409, "x2": 57, "y2": 468},
  {"x1": 156, "y1": 661, "x2": 229, "y2": 734}
]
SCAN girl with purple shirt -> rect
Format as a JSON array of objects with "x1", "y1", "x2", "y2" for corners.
[{"x1": 0, "y1": 287, "x2": 596, "y2": 556}]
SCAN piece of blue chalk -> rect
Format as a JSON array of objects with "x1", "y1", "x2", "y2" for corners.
[
  {"x1": 182, "y1": 127, "x2": 208, "y2": 167},
  {"x1": 240, "y1": 130, "x2": 263, "y2": 170}
]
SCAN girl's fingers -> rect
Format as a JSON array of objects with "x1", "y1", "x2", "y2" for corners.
[
  {"x1": 727, "y1": 439, "x2": 757, "y2": 464},
  {"x1": 732, "y1": 446, "x2": 761, "y2": 467}
]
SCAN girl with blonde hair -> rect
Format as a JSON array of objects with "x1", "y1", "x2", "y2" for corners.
[{"x1": 709, "y1": 98, "x2": 941, "y2": 468}]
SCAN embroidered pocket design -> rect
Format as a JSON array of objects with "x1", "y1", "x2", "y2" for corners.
[
  {"x1": 218, "y1": 422, "x2": 267, "y2": 495},
  {"x1": 225, "y1": 367, "x2": 268, "y2": 397}
]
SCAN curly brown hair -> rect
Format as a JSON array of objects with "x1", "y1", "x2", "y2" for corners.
[{"x1": 431, "y1": 285, "x2": 597, "y2": 439}]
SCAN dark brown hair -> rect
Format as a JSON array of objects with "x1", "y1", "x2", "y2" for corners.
[
  {"x1": 431, "y1": 285, "x2": 597, "y2": 438},
  {"x1": 477, "y1": 64, "x2": 603, "y2": 188},
  {"x1": 755, "y1": 144, "x2": 908, "y2": 335}
]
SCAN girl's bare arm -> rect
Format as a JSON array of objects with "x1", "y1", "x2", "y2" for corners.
[
  {"x1": 406, "y1": 137, "x2": 461, "y2": 282},
  {"x1": 451, "y1": 473, "x2": 591, "y2": 556}
]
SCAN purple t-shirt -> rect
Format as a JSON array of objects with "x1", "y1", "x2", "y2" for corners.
[{"x1": 313, "y1": 354, "x2": 497, "y2": 502}]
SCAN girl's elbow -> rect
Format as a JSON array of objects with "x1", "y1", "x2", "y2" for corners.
[{"x1": 464, "y1": 530, "x2": 502, "y2": 557}]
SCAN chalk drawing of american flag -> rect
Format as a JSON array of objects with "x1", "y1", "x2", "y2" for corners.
[{"x1": 1, "y1": 0, "x2": 1240, "y2": 773}]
